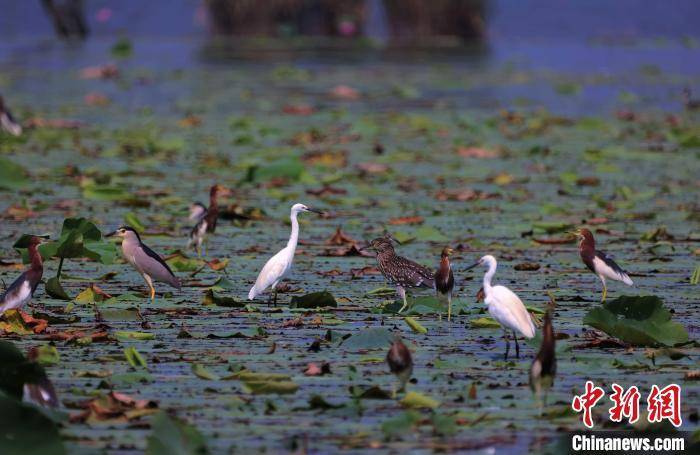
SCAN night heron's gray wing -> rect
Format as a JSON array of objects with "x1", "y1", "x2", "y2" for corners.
[
  {"x1": 0, "y1": 272, "x2": 33, "y2": 312},
  {"x1": 137, "y1": 243, "x2": 181, "y2": 289},
  {"x1": 385, "y1": 256, "x2": 435, "y2": 289}
]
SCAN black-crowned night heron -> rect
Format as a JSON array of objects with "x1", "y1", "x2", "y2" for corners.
[
  {"x1": 530, "y1": 309, "x2": 556, "y2": 407},
  {"x1": 434, "y1": 246, "x2": 455, "y2": 321},
  {"x1": 248, "y1": 203, "x2": 323, "y2": 305},
  {"x1": 187, "y1": 184, "x2": 233, "y2": 256},
  {"x1": 464, "y1": 255, "x2": 535, "y2": 360},
  {"x1": 367, "y1": 236, "x2": 435, "y2": 313},
  {"x1": 0, "y1": 95, "x2": 22, "y2": 136},
  {"x1": 572, "y1": 228, "x2": 633, "y2": 302},
  {"x1": 0, "y1": 235, "x2": 45, "y2": 314},
  {"x1": 106, "y1": 226, "x2": 181, "y2": 300},
  {"x1": 386, "y1": 338, "x2": 413, "y2": 393}
]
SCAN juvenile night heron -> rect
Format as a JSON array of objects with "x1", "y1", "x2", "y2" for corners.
[
  {"x1": 465, "y1": 255, "x2": 535, "y2": 360},
  {"x1": 187, "y1": 184, "x2": 233, "y2": 256},
  {"x1": 530, "y1": 309, "x2": 556, "y2": 407},
  {"x1": 0, "y1": 235, "x2": 45, "y2": 314},
  {"x1": 106, "y1": 226, "x2": 181, "y2": 300},
  {"x1": 386, "y1": 338, "x2": 413, "y2": 393},
  {"x1": 248, "y1": 203, "x2": 323, "y2": 304},
  {"x1": 0, "y1": 95, "x2": 22, "y2": 136},
  {"x1": 434, "y1": 246, "x2": 455, "y2": 321},
  {"x1": 367, "y1": 236, "x2": 434, "y2": 313},
  {"x1": 573, "y1": 228, "x2": 633, "y2": 302}
]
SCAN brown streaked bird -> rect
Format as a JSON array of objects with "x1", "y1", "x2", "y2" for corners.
[
  {"x1": 434, "y1": 247, "x2": 455, "y2": 321},
  {"x1": 0, "y1": 95, "x2": 22, "y2": 136},
  {"x1": 386, "y1": 338, "x2": 413, "y2": 393},
  {"x1": 367, "y1": 236, "x2": 435, "y2": 313},
  {"x1": 573, "y1": 228, "x2": 633, "y2": 302},
  {"x1": 106, "y1": 226, "x2": 181, "y2": 301},
  {"x1": 0, "y1": 236, "x2": 46, "y2": 314},
  {"x1": 188, "y1": 184, "x2": 233, "y2": 256},
  {"x1": 530, "y1": 309, "x2": 556, "y2": 408}
]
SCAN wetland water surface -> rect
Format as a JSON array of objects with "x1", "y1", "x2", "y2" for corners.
[{"x1": 0, "y1": 29, "x2": 699, "y2": 454}]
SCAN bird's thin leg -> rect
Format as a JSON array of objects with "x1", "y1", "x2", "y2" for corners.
[
  {"x1": 599, "y1": 276, "x2": 607, "y2": 302},
  {"x1": 273, "y1": 289, "x2": 278, "y2": 307},
  {"x1": 143, "y1": 274, "x2": 155, "y2": 301},
  {"x1": 447, "y1": 292, "x2": 452, "y2": 322},
  {"x1": 504, "y1": 331, "x2": 510, "y2": 361},
  {"x1": 514, "y1": 331, "x2": 520, "y2": 358},
  {"x1": 397, "y1": 286, "x2": 408, "y2": 313},
  {"x1": 93, "y1": 301, "x2": 102, "y2": 322}
]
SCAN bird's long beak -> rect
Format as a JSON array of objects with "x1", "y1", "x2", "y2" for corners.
[
  {"x1": 463, "y1": 261, "x2": 481, "y2": 271},
  {"x1": 105, "y1": 231, "x2": 117, "y2": 238},
  {"x1": 306, "y1": 207, "x2": 325, "y2": 215}
]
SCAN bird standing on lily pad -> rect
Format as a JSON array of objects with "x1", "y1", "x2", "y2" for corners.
[
  {"x1": 1, "y1": 235, "x2": 47, "y2": 315},
  {"x1": 106, "y1": 226, "x2": 181, "y2": 301},
  {"x1": 248, "y1": 203, "x2": 324, "y2": 305},
  {"x1": 573, "y1": 228, "x2": 633, "y2": 302},
  {"x1": 434, "y1": 247, "x2": 455, "y2": 321},
  {"x1": 367, "y1": 235, "x2": 435, "y2": 314},
  {"x1": 187, "y1": 184, "x2": 233, "y2": 256},
  {"x1": 465, "y1": 255, "x2": 535, "y2": 360}
]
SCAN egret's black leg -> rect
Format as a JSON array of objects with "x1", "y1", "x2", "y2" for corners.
[
  {"x1": 273, "y1": 289, "x2": 278, "y2": 307},
  {"x1": 504, "y1": 332, "x2": 510, "y2": 360},
  {"x1": 514, "y1": 331, "x2": 520, "y2": 358}
]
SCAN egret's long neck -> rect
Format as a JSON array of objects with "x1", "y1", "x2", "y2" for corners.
[
  {"x1": 483, "y1": 261, "x2": 496, "y2": 293},
  {"x1": 287, "y1": 210, "x2": 300, "y2": 251}
]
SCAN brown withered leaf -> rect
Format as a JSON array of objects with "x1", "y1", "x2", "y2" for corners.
[
  {"x1": 306, "y1": 186, "x2": 347, "y2": 197},
  {"x1": 70, "y1": 391, "x2": 158, "y2": 424},
  {"x1": 388, "y1": 216, "x2": 424, "y2": 225},
  {"x1": 685, "y1": 371, "x2": 700, "y2": 380},
  {"x1": 318, "y1": 269, "x2": 343, "y2": 277},
  {"x1": 24, "y1": 118, "x2": 83, "y2": 130},
  {"x1": 302, "y1": 150, "x2": 347, "y2": 167},
  {"x1": 435, "y1": 188, "x2": 499, "y2": 202},
  {"x1": 576, "y1": 176, "x2": 600, "y2": 186},
  {"x1": 4, "y1": 205, "x2": 37, "y2": 220},
  {"x1": 322, "y1": 244, "x2": 373, "y2": 257},
  {"x1": 79, "y1": 64, "x2": 119, "y2": 80},
  {"x1": 357, "y1": 162, "x2": 390, "y2": 175},
  {"x1": 207, "y1": 258, "x2": 229, "y2": 271},
  {"x1": 46, "y1": 329, "x2": 111, "y2": 344},
  {"x1": 282, "y1": 316, "x2": 305, "y2": 328},
  {"x1": 282, "y1": 104, "x2": 315, "y2": 115},
  {"x1": 514, "y1": 262, "x2": 541, "y2": 271},
  {"x1": 178, "y1": 115, "x2": 202, "y2": 128},
  {"x1": 326, "y1": 227, "x2": 357, "y2": 245},
  {"x1": 350, "y1": 266, "x2": 380, "y2": 279},
  {"x1": 85, "y1": 92, "x2": 110, "y2": 106},
  {"x1": 532, "y1": 235, "x2": 576, "y2": 245},
  {"x1": 329, "y1": 84, "x2": 360, "y2": 100},
  {"x1": 456, "y1": 146, "x2": 499, "y2": 159}
]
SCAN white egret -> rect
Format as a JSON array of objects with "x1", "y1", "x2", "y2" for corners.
[
  {"x1": 465, "y1": 255, "x2": 536, "y2": 360},
  {"x1": 248, "y1": 203, "x2": 323, "y2": 304}
]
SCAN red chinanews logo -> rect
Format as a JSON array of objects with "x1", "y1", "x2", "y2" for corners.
[{"x1": 571, "y1": 382, "x2": 682, "y2": 429}]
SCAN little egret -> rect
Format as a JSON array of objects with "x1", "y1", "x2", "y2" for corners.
[
  {"x1": 387, "y1": 338, "x2": 413, "y2": 393},
  {"x1": 465, "y1": 255, "x2": 536, "y2": 359},
  {"x1": 248, "y1": 203, "x2": 323, "y2": 304},
  {"x1": 106, "y1": 226, "x2": 181, "y2": 300},
  {"x1": 530, "y1": 309, "x2": 556, "y2": 408},
  {"x1": 434, "y1": 246, "x2": 455, "y2": 321},
  {"x1": 367, "y1": 236, "x2": 434, "y2": 313},
  {"x1": 0, "y1": 95, "x2": 22, "y2": 136},
  {"x1": 0, "y1": 236, "x2": 46, "y2": 314},
  {"x1": 187, "y1": 184, "x2": 233, "y2": 256},
  {"x1": 573, "y1": 228, "x2": 633, "y2": 302}
]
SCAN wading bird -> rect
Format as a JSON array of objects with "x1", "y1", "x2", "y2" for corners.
[
  {"x1": 106, "y1": 226, "x2": 181, "y2": 300},
  {"x1": 683, "y1": 87, "x2": 700, "y2": 110},
  {"x1": 434, "y1": 247, "x2": 455, "y2": 321},
  {"x1": 465, "y1": 255, "x2": 535, "y2": 360},
  {"x1": 530, "y1": 309, "x2": 556, "y2": 408},
  {"x1": 367, "y1": 236, "x2": 435, "y2": 313},
  {"x1": 0, "y1": 341, "x2": 59, "y2": 409},
  {"x1": 187, "y1": 184, "x2": 233, "y2": 256},
  {"x1": 0, "y1": 95, "x2": 22, "y2": 136},
  {"x1": 386, "y1": 338, "x2": 413, "y2": 394},
  {"x1": 573, "y1": 228, "x2": 633, "y2": 302},
  {"x1": 248, "y1": 203, "x2": 323, "y2": 305},
  {"x1": 0, "y1": 236, "x2": 45, "y2": 314}
]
